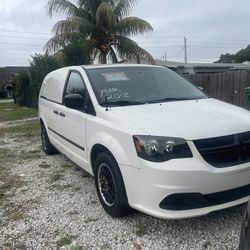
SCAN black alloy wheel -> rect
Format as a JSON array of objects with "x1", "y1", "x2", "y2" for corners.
[{"x1": 94, "y1": 152, "x2": 131, "y2": 218}]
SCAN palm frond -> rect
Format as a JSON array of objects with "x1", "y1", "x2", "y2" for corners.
[
  {"x1": 114, "y1": 16, "x2": 153, "y2": 36},
  {"x1": 52, "y1": 17, "x2": 96, "y2": 36},
  {"x1": 47, "y1": 0, "x2": 79, "y2": 17},
  {"x1": 96, "y1": 1, "x2": 117, "y2": 29},
  {"x1": 78, "y1": 0, "x2": 101, "y2": 15},
  {"x1": 114, "y1": 0, "x2": 137, "y2": 18},
  {"x1": 46, "y1": 0, "x2": 154, "y2": 64},
  {"x1": 45, "y1": 34, "x2": 68, "y2": 53},
  {"x1": 115, "y1": 36, "x2": 155, "y2": 64}
]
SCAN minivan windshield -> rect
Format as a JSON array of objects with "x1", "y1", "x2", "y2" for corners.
[{"x1": 85, "y1": 66, "x2": 207, "y2": 106}]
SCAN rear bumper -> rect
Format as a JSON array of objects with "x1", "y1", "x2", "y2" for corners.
[{"x1": 120, "y1": 157, "x2": 250, "y2": 219}]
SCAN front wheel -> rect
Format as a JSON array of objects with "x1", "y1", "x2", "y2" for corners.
[
  {"x1": 94, "y1": 152, "x2": 131, "y2": 218},
  {"x1": 239, "y1": 201, "x2": 250, "y2": 250}
]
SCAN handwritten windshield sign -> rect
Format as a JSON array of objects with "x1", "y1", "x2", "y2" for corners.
[{"x1": 99, "y1": 88, "x2": 131, "y2": 100}]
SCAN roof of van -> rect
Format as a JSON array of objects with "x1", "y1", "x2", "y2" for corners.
[{"x1": 82, "y1": 64, "x2": 163, "y2": 69}]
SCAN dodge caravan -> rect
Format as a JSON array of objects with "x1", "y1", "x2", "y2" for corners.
[{"x1": 39, "y1": 64, "x2": 250, "y2": 219}]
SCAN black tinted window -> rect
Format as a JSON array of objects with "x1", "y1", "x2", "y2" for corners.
[{"x1": 66, "y1": 72, "x2": 86, "y2": 97}]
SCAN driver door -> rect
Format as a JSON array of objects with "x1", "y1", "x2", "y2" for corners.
[{"x1": 55, "y1": 70, "x2": 90, "y2": 172}]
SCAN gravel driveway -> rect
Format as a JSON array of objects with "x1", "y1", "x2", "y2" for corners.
[{"x1": 0, "y1": 118, "x2": 245, "y2": 250}]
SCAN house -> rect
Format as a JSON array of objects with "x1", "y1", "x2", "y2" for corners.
[
  {"x1": 155, "y1": 60, "x2": 250, "y2": 75},
  {"x1": 0, "y1": 66, "x2": 29, "y2": 98}
]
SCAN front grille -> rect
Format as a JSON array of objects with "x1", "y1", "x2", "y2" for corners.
[{"x1": 194, "y1": 131, "x2": 250, "y2": 168}]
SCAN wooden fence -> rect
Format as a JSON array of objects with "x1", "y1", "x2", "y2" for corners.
[{"x1": 186, "y1": 70, "x2": 250, "y2": 109}]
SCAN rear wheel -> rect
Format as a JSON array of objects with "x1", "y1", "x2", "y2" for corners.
[
  {"x1": 94, "y1": 152, "x2": 131, "y2": 217},
  {"x1": 41, "y1": 123, "x2": 57, "y2": 155}
]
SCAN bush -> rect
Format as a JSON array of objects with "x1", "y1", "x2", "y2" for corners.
[
  {"x1": 12, "y1": 71, "x2": 32, "y2": 107},
  {"x1": 29, "y1": 54, "x2": 62, "y2": 107},
  {"x1": 12, "y1": 47, "x2": 90, "y2": 108}
]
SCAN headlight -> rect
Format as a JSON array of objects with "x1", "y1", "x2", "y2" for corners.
[{"x1": 133, "y1": 135, "x2": 193, "y2": 162}]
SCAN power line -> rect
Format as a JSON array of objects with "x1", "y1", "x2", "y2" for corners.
[
  {"x1": 135, "y1": 40, "x2": 183, "y2": 44},
  {"x1": 1, "y1": 54, "x2": 34, "y2": 57},
  {"x1": 135, "y1": 35, "x2": 250, "y2": 43},
  {"x1": 0, "y1": 42, "x2": 44, "y2": 47},
  {"x1": 143, "y1": 46, "x2": 183, "y2": 49},
  {"x1": 0, "y1": 28, "x2": 249, "y2": 43},
  {"x1": 0, "y1": 28, "x2": 50, "y2": 36},
  {"x1": 137, "y1": 40, "x2": 249, "y2": 46},
  {"x1": 188, "y1": 45, "x2": 245, "y2": 49},
  {"x1": 0, "y1": 35, "x2": 49, "y2": 41}
]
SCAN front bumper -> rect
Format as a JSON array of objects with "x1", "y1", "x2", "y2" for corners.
[{"x1": 120, "y1": 156, "x2": 250, "y2": 219}]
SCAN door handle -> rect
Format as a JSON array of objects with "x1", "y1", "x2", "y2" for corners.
[
  {"x1": 53, "y1": 110, "x2": 59, "y2": 115},
  {"x1": 59, "y1": 112, "x2": 65, "y2": 117}
]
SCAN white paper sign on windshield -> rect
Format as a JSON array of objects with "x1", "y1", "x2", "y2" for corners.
[{"x1": 102, "y1": 72, "x2": 129, "y2": 82}]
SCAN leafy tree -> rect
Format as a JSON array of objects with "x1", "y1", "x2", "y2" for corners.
[
  {"x1": 0, "y1": 68, "x2": 9, "y2": 98},
  {"x1": 216, "y1": 45, "x2": 250, "y2": 63},
  {"x1": 12, "y1": 71, "x2": 31, "y2": 106},
  {"x1": 58, "y1": 40, "x2": 92, "y2": 66},
  {"x1": 29, "y1": 53, "x2": 62, "y2": 107},
  {"x1": 46, "y1": 0, "x2": 155, "y2": 64}
]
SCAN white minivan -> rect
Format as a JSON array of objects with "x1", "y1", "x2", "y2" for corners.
[{"x1": 39, "y1": 64, "x2": 250, "y2": 219}]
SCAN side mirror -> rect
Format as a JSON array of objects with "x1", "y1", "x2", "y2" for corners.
[{"x1": 65, "y1": 93, "x2": 85, "y2": 110}]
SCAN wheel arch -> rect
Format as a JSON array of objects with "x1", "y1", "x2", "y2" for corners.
[
  {"x1": 40, "y1": 117, "x2": 44, "y2": 126},
  {"x1": 90, "y1": 143, "x2": 132, "y2": 214},
  {"x1": 90, "y1": 144, "x2": 116, "y2": 173},
  {"x1": 39, "y1": 116, "x2": 48, "y2": 130}
]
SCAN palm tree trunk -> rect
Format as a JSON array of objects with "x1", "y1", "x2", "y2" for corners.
[{"x1": 101, "y1": 51, "x2": 107, "y2": 64}]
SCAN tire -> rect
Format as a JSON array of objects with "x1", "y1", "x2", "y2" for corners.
[
  {"x1": 239, "y1": 201, "x2": 250, "y2": 250},
  {"x1": 94, "y1": 151, "x2": 131, "y2": 218},
  {"x1": 41, "y1": 123, "x2": 57, "y2": 155}
]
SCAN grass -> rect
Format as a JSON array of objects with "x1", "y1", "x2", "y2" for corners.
[
  {"x1": 100, "y1": 243, "x2": 111, "y2": 250},
  {"x1": 50, "y1": 169, "x2": 65, "y2": 183},
  {"x1": 19, "y1": 148, "x2": 41, "y2": 161},
  {"x1": 0, "y1": 120, "x2": 40, "y2": 137},
  {"x1": 52, "y1": 183, "x2": 72, "y2": 191},
  {"x1": 39, "y1": 162, "x2": 51, "y2": 169},
  {"x1": 84, "y1": 217, "x2": 99, "y2": 223},
  {"x1": 0, "y1": 145, "x2": 41, "y2": 167},
  {"x1": 0, "y1": 148, "x2": 13, "y2": 168},
  {"x1": 71, "y1": 246, "x2": 83, "y2": 250},
  {"x1": 0, "y1": 102, "x2": 41, "y2": 228},
  {"x1": 0, "y1": 102, "x2": 37, "y2": 122},
  {"x1": 135, "y1": 224, "x2": 147, "y2": 237},
  {"x1": 0, "y1": 174, "x2": 25, "y2": 201},
  {"x1": 57, "y1": 235, "x2": 73, "y2": 247}
]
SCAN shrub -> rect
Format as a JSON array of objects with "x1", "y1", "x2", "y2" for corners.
[
  {"x1": 12, "y1": 71, "x2": 32, "y2": 107},
  {"x1": 29, "y1": 54, "x2": 62, "y2": 107}
]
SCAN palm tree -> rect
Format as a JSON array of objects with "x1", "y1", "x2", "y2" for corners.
[{"x1": 46, "y1": 0, "x2": 155, "y2": 64}]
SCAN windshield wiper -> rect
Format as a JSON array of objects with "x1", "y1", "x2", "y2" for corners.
[
  {"x1": 148, "y1": 96, "x2": 205, "y2": 104},
  {"x1": 101, "y1": 100, "x2": 146, "y2": 107}
]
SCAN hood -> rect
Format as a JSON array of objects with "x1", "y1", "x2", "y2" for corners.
[{"x1": 110, "y1": 99, "x2": 250, "y2": 140}]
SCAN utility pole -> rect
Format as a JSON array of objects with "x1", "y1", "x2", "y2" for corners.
[
  {"x1": 164, "y1": 52, "x2": 167, "y2": 61},
  {"x1": 184, "y1": 37, "x2": 187, "y2": 63}
]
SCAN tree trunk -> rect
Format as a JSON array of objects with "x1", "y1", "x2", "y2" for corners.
[{"x1": 100, "y1": 51, "x2": 107, "y2": 64}]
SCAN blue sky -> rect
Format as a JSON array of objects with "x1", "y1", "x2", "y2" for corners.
[{"x1": 0, "y1": 0, "x2": 250, "y2": 66}]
